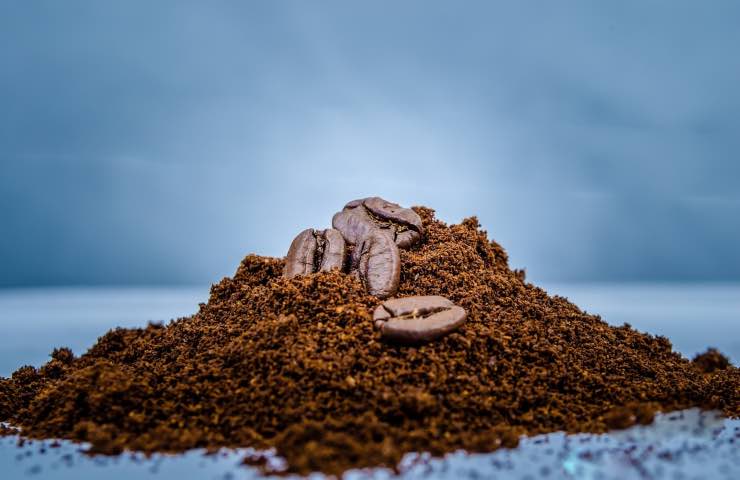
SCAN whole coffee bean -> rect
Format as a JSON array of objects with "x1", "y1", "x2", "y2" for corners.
[
  {"x1": 283, "y1": 228, "x2": 346, "y2": 279},
  {"x1": 350, "y1": 230, "x2": 400, "y2": 298},
  {"x1": 332, "y1": 197, "x2": 424, "y2": 249},
  {"x1": 373, "y1": 295, "x2": 467, "y2": 344}
]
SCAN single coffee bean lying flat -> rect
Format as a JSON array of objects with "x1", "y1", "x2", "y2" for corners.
[
  {"x1": 373, "y1": 295, "x2": 467, "y2": 343},
  {"x1": 332, "y1": 197, "x2": 424, "y2": 249},
  {"x1": 283, "y1": 228, "x2": 346, "y2": 279},
  {"x1": 351, "y1": 230, "x2": 400, "y2": 298}
]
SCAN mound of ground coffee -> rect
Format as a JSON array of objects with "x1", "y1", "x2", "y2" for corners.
[{"x1": 1, "y1": 206, "x2": 738, "y2": 476}]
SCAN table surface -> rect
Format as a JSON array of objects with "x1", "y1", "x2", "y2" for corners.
[{"x1": 0, "y1": 283, "x2": 738, "y2": 479}]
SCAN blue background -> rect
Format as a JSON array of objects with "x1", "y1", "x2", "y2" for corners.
[{"x1": 2, "y1": 1, "x2": 739, "y2": 287}]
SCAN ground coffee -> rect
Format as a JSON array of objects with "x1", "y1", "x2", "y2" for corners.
[{"x1": 1, "y1": 206, "x2": 738, "y2": 477}]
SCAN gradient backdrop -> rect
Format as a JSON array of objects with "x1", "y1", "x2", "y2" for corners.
[{"x1": 2, "y1": 1, "x2": 739, "y2": 288}]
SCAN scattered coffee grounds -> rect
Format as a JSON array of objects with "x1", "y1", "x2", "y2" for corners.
[
  {"x1": 692, "y1": 348, "x2": 731, "y2": 374},
  {"x1": 1, "y1": 206, "x2": 738, "y2": 477}
]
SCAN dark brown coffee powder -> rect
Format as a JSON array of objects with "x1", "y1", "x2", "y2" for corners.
[{"x1": 1, "y1": 207, "x2": 738, "y2": 476}]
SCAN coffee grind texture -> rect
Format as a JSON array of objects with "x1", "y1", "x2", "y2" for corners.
[{"x1": 1, "y1": 206, "x2": 738, "y2": 476}]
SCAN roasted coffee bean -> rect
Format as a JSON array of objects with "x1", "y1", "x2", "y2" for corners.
[
  {"x1": 373, "y1": 295, "x2": 467, "y2": 343},
  {"x1": 350, "y1": 230, "x2": 400, "y2": 298},
  {"x1": 283, "y1": 228, "x2": 346, "y2": 279},
  {"x1": 332, "y1": 197, "x2": 424, "y2": 249}
]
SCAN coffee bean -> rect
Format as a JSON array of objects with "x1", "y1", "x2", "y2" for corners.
[
  {"x1": 331, "y1": 208, "x2": 377, "y2": 247},
  {"x1": 373, "y1": 295, "x2": 467, "y2": 343},
  {"x1": 362, "y1": 197, "x2": 424, "y2": 248},
  {"x1": 283, "y1": 228, "x2": 346, "y2": 279},
  {"x1": 350, "y1": 230, "x2": 400, "y2": 298},
  {"x1": 332, "y1": 197, "x2": 424, "y2": 249}
]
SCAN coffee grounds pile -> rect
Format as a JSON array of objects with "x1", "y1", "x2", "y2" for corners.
[{"x1": 1, "y1": 207, "x2": 738, "y2": 476}]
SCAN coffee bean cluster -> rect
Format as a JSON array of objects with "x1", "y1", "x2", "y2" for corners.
[{"x1": 283, "y1": 197, "x2": 466, "y2": 343}]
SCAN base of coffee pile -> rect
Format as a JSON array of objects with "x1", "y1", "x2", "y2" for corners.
[
  {"x1": 2, "y1": 409, "x2": 739, "y2": 479},
  {"x1": 1, "y1": 206, "x2": 738, "y2": 477}
]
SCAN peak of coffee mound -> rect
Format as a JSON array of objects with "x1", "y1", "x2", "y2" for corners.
[{"x1": 1, "y1": 207, "x2": 738, "y2": 476}]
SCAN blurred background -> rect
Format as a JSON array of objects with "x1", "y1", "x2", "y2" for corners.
[
  {"x1": 1, "y1": 1, "x2": 739, "y2": 373},
  {"x1": 2, "y1": 0, "x2": 739, "y2": 287}
]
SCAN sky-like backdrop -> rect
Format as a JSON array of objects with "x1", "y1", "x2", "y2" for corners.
[{"x1": 1, "y1": 1, "x2": 739, "y2": 287}]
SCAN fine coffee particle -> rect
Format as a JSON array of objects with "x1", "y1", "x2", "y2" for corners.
[{"x1": 0, "y1": 206, "x2": 738, "y2": 477}]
